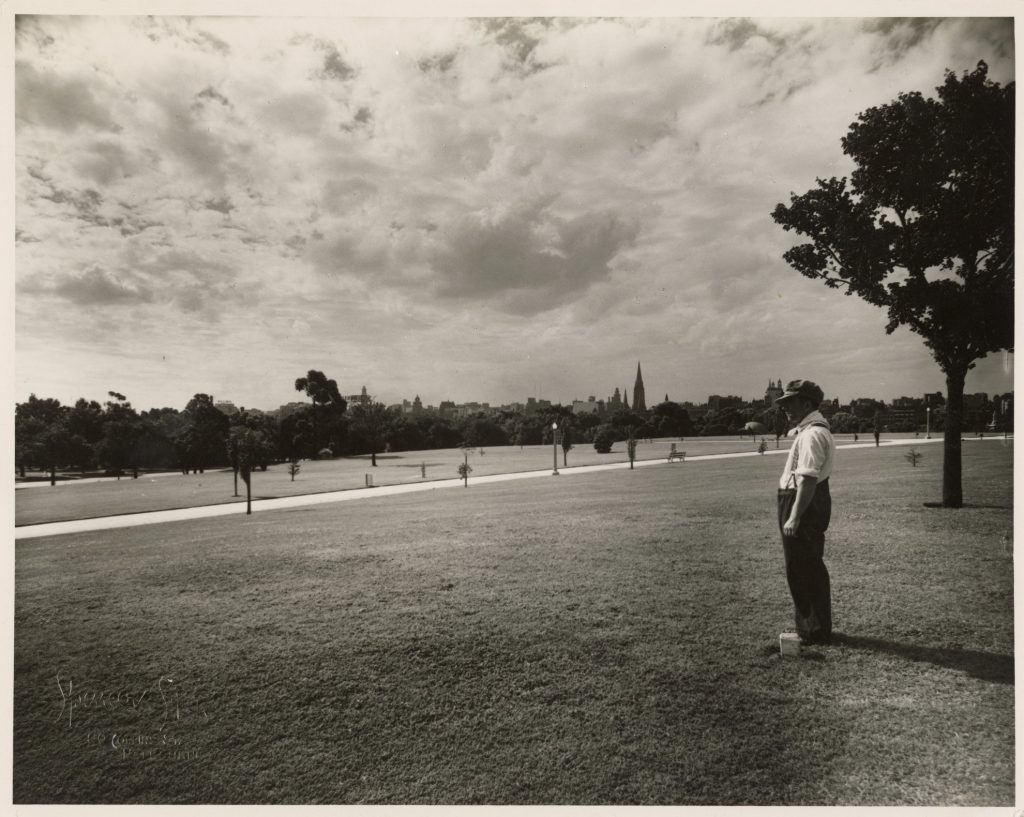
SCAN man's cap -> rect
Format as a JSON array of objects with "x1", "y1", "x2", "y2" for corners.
[{"x1": 774, "y1": 379, "x2": 824, "y2": 406}]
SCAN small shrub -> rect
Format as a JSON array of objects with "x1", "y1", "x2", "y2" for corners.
[
  {"x1": 904, "y1": 448, "x2": 923, "y2": 467},
  {"x1": 593, "y1": 429, "x2": 615, "y2": 454},
  {"x1": 317, "y1": 448, "x2": 333, "y2": 460}
]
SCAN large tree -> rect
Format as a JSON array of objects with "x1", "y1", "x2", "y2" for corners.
[
  {"x1": 66, "y1": 398, "x2": 106, "y2": 458},
  {"x1": 227, "y1": 410, "x2": 278, "y2": 496},
  {"x1": 772, "y1": 62, "x2": 1013, "y2": 507},
  {"x1": 294, "y1": 369, "x2": 347, "y2": 454},
  {"x1": 294, "y1": 369, "x2": 346, "y2": 409},
  {"x1": 15, "y1": 396, "x2": 94, "y2": 484},
  {"x1": 651, "y1": 400, "x2": 693, "y2": 436},
  {"x1": 96, "y1": 392, "x2": 142, "y2": 478},
  {"x1": 180, "y1": 394, "x2": 230, "y2": 472},
  {"x1": 15, "y1": 395, "x2": 63, "y2": 477},
  {"x1": 348, "y1": 401, "x2": 392, "y2": 466}
]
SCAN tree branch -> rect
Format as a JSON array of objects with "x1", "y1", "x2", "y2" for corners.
[{"x1": 806, "y1": 270, "x2": 855, "y2": 289}]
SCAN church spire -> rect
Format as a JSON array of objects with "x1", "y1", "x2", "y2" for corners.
[{"x1": 632, "y1": 362, "x2": 646, "y2": 412}]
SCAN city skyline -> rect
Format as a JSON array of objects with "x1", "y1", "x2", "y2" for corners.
[
  {"x1": 13, "y1": 12, "x2": 1015, "y2": 413},
  {"x1": 34, "y1": 363, "x2": 1013, "y2": 417}
]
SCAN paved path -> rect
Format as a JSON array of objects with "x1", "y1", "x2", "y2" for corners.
[
  {"x1": 15, "y1": 469, "x2": 226, "y2": 489},
  {"x1": 14, "y1": 436, "x2": 1000, "y2": 541}
]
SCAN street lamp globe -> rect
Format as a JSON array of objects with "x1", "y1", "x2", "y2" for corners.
[{"x1": 551, "y1": 421, "x2": 559, "y2": 475}]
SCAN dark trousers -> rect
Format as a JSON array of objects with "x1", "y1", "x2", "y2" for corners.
[{"x1": 777, "y1": 479, "x2": 832, "y2": 641}]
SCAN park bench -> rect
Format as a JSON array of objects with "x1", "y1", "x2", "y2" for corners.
[{"x1": 667, "y1": 444, "x2": 686, "y2": 462}]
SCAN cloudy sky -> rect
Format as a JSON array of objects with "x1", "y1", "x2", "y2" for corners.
[{"x1": 13, "y1": 11, "x2": 1015, "y2": 412}]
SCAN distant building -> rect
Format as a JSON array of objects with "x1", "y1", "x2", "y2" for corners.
[
  {"x1": 607, "y1": 387, "x2": 623, "y2": 413},
  {"x1": 707, "y1": 395, "x2": 743, "y2": 412},
  {"x1": 275, "y1": 402, "x2": 309, "y2": 419},
  {"x1": 849, "y1": 398, "x2": 884, "y2": 419},
  {"x1": 887, "y1": 396, "x2": 925, "y2": 428},
  {"x1": 633, "y1": 363, "x2": 647, "y2": 412},
  {"x1": 214, "y1": 400, "x2": 239, "y2": 416},
  {"x1": 452, "y1": 402, "x2": 490, "y2": 419},
  {"x1": 765, "y1": 379, "x2": 784, "y2": 406},
  {"x1": 818, "y1": 398, "x2": 839, "y2": 420},
  {"x1": 572, "y1": 398, "x2": 601, "y2": 415},
  {"x1": 345, "y1": 386, "x2": 372, "y2": 407},
  {"x1": 398, "y1": 395, "x2": 424, "y2": 415}
]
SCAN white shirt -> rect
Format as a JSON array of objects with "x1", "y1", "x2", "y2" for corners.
[{"x1": 778, "y1": 410, "x2": 835, "y2": 489}]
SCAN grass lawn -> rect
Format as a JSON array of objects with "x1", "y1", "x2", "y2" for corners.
[
  {"x1": 15, "y1": 433, "x2": 909, "y2": 526},
  {"x1": 13, "y1": 440, "x2": 1012, "y2": 805}
]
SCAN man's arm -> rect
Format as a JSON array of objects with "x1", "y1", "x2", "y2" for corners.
[{"x1": 783, "y1": 474, "x2": 818, "y2": 536}]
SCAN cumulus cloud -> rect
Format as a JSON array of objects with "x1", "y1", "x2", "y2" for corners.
[
  {"x1": 203, "y1": 196, "x2": 234, "y2": 215},
  {"x1": 427, "y1": 201, "x2": 640, "y2": 315},
  {"x1": 16, "y1": 60, "x2": 120, "y2": 132},
  {"x1": 13, "y1": 15, "x2": 1015, "y2": 409},
  {"x1": 155, "y1": 94, "x2": 232, "y2": 188},
  {"x1": 49, "y1": 266, "x2": 153, "y2": 306},
  {"x1": 196, "y1": 86, "x2": 231, "y2": 108},
  {"x1": 132, "y1": 246, "x2": 235, "y2": 281},
  {"x1": 316, "y1": 39, "x2": 357, "y2": 81},
  {"x1": 73, "y1": 139, "x2": 145, "y2": 185},
  {"x1": 479, "y1": 18, "x2": 549, "y2": 69}
]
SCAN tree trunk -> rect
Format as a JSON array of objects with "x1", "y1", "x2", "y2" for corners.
[
  {"x1": 49, "y1": 465, "x2": 56, "y2": 486},
  {"x1": 943, "y1": 366, "x2": 967, "y2": 508}
]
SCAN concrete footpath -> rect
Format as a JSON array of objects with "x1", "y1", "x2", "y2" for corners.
[{"x1": 14, "y1": 436, "x2": 999, "y2": 541}]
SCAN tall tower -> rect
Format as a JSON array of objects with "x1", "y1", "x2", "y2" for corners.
[{"x1": 633, "y1": 362, "x2": 646, "y2": 412}]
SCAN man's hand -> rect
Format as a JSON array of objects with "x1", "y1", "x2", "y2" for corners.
[{"x1": 783, "y1": 474, "x2": 817, "y2": 538}]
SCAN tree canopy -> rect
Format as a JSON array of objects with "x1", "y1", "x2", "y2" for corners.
[{"x1": 295, "y1": 370, "x2": 346, "y2": 410}]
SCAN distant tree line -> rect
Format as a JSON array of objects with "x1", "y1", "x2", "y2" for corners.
[{"x1": 21, "y1": 368, "x2": 874, "y2": 482}]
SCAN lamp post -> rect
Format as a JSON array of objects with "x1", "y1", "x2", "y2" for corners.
[
  {"x1": 552, "y1": 421, "x2": 559, "y2": 475},
  {"x1": 926, "y1": 407, "x2": 931, "y2": 439}
]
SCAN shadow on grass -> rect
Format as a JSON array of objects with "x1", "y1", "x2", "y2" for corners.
[
  {"x1": 922, "y1": 502, "x2": 1012, "y2": 510},
  {"x1": 832, "y1": 633, "x2": 1013, "y2": 684}
]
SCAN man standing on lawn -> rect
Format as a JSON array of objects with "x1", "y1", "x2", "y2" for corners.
[{"x1": 775, "y1": 380, "x2": 836, "y2": 645}]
